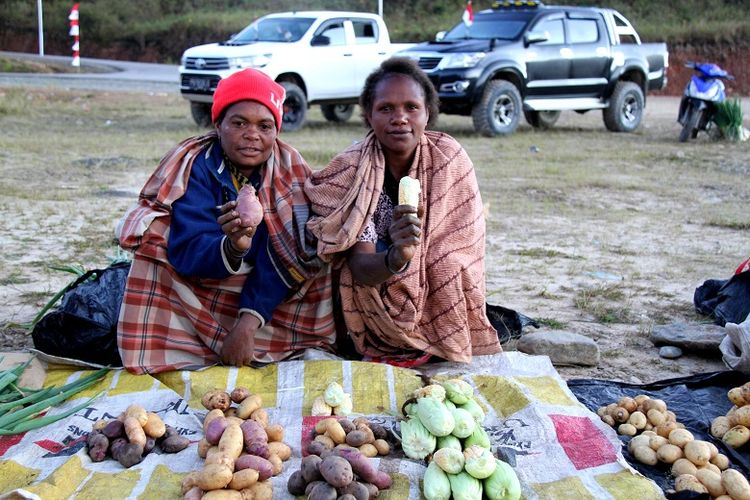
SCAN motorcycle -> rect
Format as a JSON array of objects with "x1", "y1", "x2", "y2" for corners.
[{"x1": 677, "y1": 61, "x2": 734, "y2": 142}]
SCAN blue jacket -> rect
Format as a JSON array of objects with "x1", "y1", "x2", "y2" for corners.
[{"x1": 167, "y1": 142, "x2": 289, "y2": 323}]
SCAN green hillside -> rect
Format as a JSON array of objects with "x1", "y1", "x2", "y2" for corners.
[{"x1": 2, "y1": 0, "x2": 748, "y2": 63}]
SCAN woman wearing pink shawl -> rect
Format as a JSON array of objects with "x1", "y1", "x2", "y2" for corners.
[{"x1": 305, "y1": 57, "x2": 501, "y2": 366}]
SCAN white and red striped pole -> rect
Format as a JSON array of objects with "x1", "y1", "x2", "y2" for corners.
[{"x1": 69, "y1": 3, "x2": 80, "y2": 67}]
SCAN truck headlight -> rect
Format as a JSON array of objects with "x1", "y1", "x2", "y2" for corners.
[
  {"x1": 228, "y1": 54, "x2": 272, "y2": 69},
  {"x1": 439, "y1": 53, "x2": 486, "y2": 69}
]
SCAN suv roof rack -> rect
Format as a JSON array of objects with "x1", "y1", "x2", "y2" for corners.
[{"x1": 491, "y1": 0, "x2": 544, "y2": 8}]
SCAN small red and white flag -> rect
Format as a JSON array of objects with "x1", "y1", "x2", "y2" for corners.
[{"x1": 462, "y1": 1, "x2": 474, "y2": 27}]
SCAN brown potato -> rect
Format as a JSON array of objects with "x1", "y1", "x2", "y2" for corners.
[
  {"x1": 683, "y1": 440, "x2": 711, "y2": 466},
  {"x1": 728, "y1": 387, "x2": 746, "y2": 407},
  {"x1": 656, "y1": 421, "x2": 678, "y2": 438},
  {"x1": 668, "y1": 428, "x2": 694, "y2": 447},
  {"x1": 656, "y1": 443, "x2": 683, "y2": 464},
  {"x1": 373, "y1": 439, "x2": 390, "y2": 455},
  {"x1": 649, "y1": 435, "x2": 669, "y2": 451},
  {"x1": 710, "y1": 453, "x2": 730, "y2": 470},
  {"x1": 345, "y1": 430, "x2": 369, "y2": 447},
  {"x1": 601, "y1": 415, "x2": 615, "y2": 427},
  {"x1": 671, "y1": 458, "x2": 698, "y2": 478},
  {"x1": 721, "y1": 468, "x2": 750, "y2": 500},
  {"x1": 267, "y1": 441, "x2": 292, "y2": 461},
  {"x1": 196, "y1": 464, "x2": 233, "y2": 491},
  {"x1": 358, "y1": 443, "x2": 378, "y2": 458},
  {"x1": 674, "y1": 474, "x2": 708, "y2": 494},
  {"x1": 632, "y1": 445, "x2": 657, "y2": 466},
  {"x1": 613, "y1": 407, "x2": 630, "y2": 424},
  {"x1": 628, "y1": 411, "x2": 647, "y2": 430},
  {"x1": 201, "y1": 390, "x2": 232, "y2": 411},
  {"x1": 265, "y1": 424, "x2": 284, "y2": 443},
  {"x1": 618, "y1": 423, "x2": 637, "y2": 436},
  {"x1": 618, "y1": 396, "x2": 637, "y2": 413},
  {"x1": 722, "y1": 425, "x2": 750, "y2": 449},
  {"x1": 735, "y1": 406, "x2": 750, "y2": 427},
  {"x1": 711, "y1": 416, "x2": 731, "y2": 439},
  {"x1": 268, "y1": 453, "x2": 283, "y2": 476},
  {"x1": 646, "y1": 409, "x2": 666, "y2": 427}
]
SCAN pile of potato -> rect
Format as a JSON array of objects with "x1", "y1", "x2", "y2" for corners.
[
  {"x1": 597, "y1": 395, "x2": 684, "y2": 437},
  {"x1": 710, "y1": 382, "x2": 750, "y2": 450},
  {"x1": 311, "y1": 381, "x2": 353, "y2": 417},
  {"x1": 181, "y1": 388, "x2": 292, "y2": 500},
  {"x1": 628, "y1": 428, "x2": 748, "y2": 498},
  {"x1": 287, "y1": 417, "x2": 393, "y2": 498},
  {"x1": 87, "y1": 404, "x2": 189, "y2": 468}
]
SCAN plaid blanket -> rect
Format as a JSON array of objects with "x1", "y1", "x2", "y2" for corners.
[
  {"x1": 116, "y1": 133, "x2": 334, "y2": 374},
  {"x1": 305, "y1": 130, "x2": 500, "y2": 362}
]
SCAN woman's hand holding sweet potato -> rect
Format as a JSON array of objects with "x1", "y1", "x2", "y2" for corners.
[{"x1": 217, "y1": 201, "x2": 256, "y2": 253}]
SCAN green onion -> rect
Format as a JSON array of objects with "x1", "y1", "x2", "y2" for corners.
[
  {"x1": 0, "y1": 391, "x2": 104, "y2": 435},
  {"x1": 0, "y1": 364, "x2": 108, "y2": 435}
]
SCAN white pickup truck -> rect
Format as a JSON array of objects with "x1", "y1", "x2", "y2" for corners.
[{"x1": 179, "y1": 11, "x2": 412, "y2": 130}]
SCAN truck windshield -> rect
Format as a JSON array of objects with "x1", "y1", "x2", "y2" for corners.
[
  {"x1": 228, "y1": 17, "x2": 315, "y2": 44},
  {"x1": 443, "y1": 11, "x2": 532, "y2": 41}
]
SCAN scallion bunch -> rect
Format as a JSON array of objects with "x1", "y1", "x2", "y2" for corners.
[{"x1": 0, "y1": 356, "x2": 107, "y2": 435}]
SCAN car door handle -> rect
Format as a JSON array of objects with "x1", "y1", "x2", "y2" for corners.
[
  {"x1": 378, "y1": 51, "x2": 386, "y2": 55},
  {"x1": 560, "y1": 48, "x2": 573, "y2": 58},
  {"x1": 344, "y1": 53, "x2": 352, "y2": 56}
]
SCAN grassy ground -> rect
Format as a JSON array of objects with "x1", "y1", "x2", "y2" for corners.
[{"x1": 0, "y1": 85, "x2": 748, "y2": 382}]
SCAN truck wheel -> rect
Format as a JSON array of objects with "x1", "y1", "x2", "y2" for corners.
[
  {"x1": 190, "y1": 102, "x2": 213, "y2": 128},
  {"x1": 603, "y1": 81, "x2": 644, "y2": 132},
  {"x1": 321, "y1": 104, "x2": 354, "y2": 123},
  {"x1": 524, "y1": 110, "x2": 560, "y2": 129},
  {"x1": 472, "y1": 80, "x2": 522, "y2": 136},
  {"x1": 280, "y1": 82, "x2": 307, "y2": 131}
]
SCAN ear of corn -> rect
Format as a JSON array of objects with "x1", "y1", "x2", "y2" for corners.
[{"x1": 398, "y1": 177, "x2": 421, "y2": 207}]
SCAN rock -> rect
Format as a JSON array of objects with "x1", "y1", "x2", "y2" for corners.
[
  {"x1": 650, "y1": 323, "x2": 725, "y2": 353},
  {"x1": 659, "y1": 346, "x2": 683, "y2": 359},
  {"x1": 516, "y1": 331, "x2": 600, "y2": 367}
]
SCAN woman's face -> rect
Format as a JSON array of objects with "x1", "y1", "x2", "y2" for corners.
[
  {"x1": 216, "y1": 100, "x2": 277, "y2": 171},
  {"x1": 367, "y1": 74, "x2": 429, "y2": 161}
]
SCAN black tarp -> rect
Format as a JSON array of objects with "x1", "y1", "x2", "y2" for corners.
[{"x1": 568, "y1": 371, "x2": 750, "y2": 492}]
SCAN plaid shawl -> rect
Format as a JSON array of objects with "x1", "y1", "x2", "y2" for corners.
[
  {"x1": 117, "y1": 133, "x2": 334, "y2": 374},
  {"x1": 305, "y1": 130, "x2": 500, "y2": 363}
]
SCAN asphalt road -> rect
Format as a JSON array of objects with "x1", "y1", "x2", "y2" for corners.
[{"x1": 0, "y1": 51, "x2": 179, "y2": 93}]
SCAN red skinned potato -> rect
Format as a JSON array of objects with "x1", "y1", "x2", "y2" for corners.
[
  {"x1": 240, "y1": 419, "x2": 268, "y2": 451},
  {"x1": 234, "y1": 454, "x2": 274, "y2": 481},
  {"x1": 205, "y1": 416, "x2": 229, "y2": 445},
  {"x1": 236, "y1": 185, "x2": 263, "y2": 228},
  {"x1": 333, "y1": 448, "x2": 392, "y2": 490}
]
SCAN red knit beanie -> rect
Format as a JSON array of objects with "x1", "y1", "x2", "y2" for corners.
[{"x1": 211, "y1": 68, "x2": 286, "y2": 130}]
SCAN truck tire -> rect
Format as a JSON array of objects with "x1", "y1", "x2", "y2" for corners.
[
  {"x1": 472, "y1": 80, "x2": 522, "y2": 136},
  {"x1": 603, "y1": 81, "x2": 644, "y2": 132},
  {"x1": 280, "y1": 82, "x2": 307, "y2": 131},
  {"x1": 321, "y1": 104, "x2": 354, "y2": 123},
  {"x1": 524, "y1": 110, "x2": 560, "y2": 129},
  {"x1": 190, "y1": 102, "x2": 213, "y2": 128}
]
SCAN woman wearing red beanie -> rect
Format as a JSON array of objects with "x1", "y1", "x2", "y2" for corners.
[{"x1": 116, "y1": 68, "x2": 335, "y2": 374}]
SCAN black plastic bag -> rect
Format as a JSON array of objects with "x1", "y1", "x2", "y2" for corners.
[
  {"x1": 694, "y1": 271, "x2": 750, "y2": 326},
  {"x1": 31, "y1": 262, "x2": 130, "y2": 366},
  {"x1": 486, "y1": 303, "x2": 539, "y2": 344}
]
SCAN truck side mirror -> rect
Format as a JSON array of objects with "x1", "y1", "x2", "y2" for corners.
[
  {"x1": 435, "y1": 31, "x2": 446, "y2": 41},
  {"x1": 311, "y1": 34, "x2": 331, "y2": 46},
  {"x1": 524, "y1": 31, "x2": 549, "y2": 46}
]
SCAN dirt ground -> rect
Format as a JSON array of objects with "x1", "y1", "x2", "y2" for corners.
[{"x1": 0, "y1": 82, "x2": 747, "y2": 385}]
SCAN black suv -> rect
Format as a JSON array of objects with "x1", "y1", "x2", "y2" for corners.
[{"x1": 398, "y1": 1, "x2": 668, "y2": 136}]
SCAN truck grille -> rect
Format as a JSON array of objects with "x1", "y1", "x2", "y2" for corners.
[
  {"x1": 417, "y1": 57, "x2": 442, "y2": 71},
  {"x1": 184, "y1": 57, "x2": 229, "y2": 70}
]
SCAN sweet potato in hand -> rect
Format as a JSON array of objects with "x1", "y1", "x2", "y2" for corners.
[{"x1": 237, "y1": 185, "x2": 263, "y2": 228}]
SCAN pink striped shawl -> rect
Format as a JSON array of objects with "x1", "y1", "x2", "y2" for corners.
[{"x1": 305, "y1": 130, "x2": 500, "y2": 363}]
